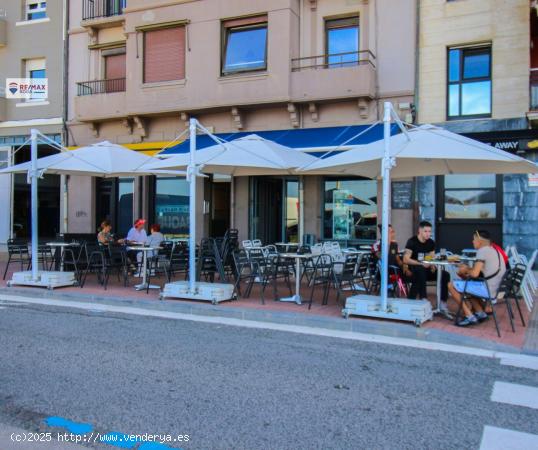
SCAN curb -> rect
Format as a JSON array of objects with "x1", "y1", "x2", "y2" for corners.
[{"x1": 0, "y1": 286, "x2": 524, "y2": 355}]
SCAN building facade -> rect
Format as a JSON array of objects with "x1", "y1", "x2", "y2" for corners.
[
  {"x1": 0, "y1": 0, "x2": 66, "y2": 246},
  {"x1": 66, "y1": 0, "x2": 417, "y2": 245},
  {"x1": 416, "y1": 0, "x2": 538, "y2": 259}
]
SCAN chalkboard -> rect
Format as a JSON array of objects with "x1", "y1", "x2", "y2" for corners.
[{"x1": 392, "y1": 181, "x2": 414, "y2": 209}]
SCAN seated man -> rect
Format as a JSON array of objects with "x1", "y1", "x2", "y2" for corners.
[
  {"x1": 448, "y1": 229, "x2": 507, "y2": 326},
  {"x1": 403, "y1": 221, "x2": 452, "y2": 319}
]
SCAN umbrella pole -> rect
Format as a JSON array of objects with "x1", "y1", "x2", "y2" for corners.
[
  {"x1": 30, "y1": 129, "x2": 39, "y2": 282},
  {"x1": 380, "y1": 103, "x2": 392, "y2": 311},
  {"x1": 188, "y1": 119, "x2": 197, "y2": 292}
]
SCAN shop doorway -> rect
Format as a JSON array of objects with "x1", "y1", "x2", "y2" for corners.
[
  {"x1": 13, "y1": 145, "x2": 60, "y2": 239},
  {"x1": 209, "y1": 177, "x2": 231, "y2": 237},
  {"x1": 435, "y1": 174, "x2": 503, "y2": 252},
  {"x1": 250, "y1": 177, "x2": 298, "y2": 244}
]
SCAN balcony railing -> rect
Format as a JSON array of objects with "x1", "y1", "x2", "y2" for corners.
[
  {"x1": 82, "y1": 0, "x2": 126, "y2": 21},
  {"x1": 530, "y1": 68, "x2": 538, "y2": 111},
  {"x1": 291, "y1": 50, "x2": 376, "y2": 72},
  {"x1": 77, "y1": 78, "x2": 126, "y2": 96}
]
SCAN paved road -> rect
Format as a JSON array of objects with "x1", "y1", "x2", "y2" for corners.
[{"x1": 0, "y1": 300, "x2": 537, "y2": 450}]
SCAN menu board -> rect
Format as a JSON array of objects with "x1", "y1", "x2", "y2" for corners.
[{"x1": 391, "y1": 181, "x2": 414, "y2": 209}]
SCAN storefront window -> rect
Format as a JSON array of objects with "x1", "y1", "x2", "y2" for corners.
[
  {"x1": 155, "y1": 177, "x2": 190, "y2": 236},
  {"x1": 443, "y1": 174, "x2": 497, "y2": 219},
  {"x1": 117, "y1": 178, "x2": 134, "y2": 236},
  {"x1": 323, "y1": 179, "x2": 377, "y2": 241}
]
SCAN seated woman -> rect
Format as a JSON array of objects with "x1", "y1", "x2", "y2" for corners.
[
  {"x1": 97, "y1": 220, "x2": 124, "y2": 245},
  {"x1": 448, "y1": 229, "x2": 506, "y2": 327}
]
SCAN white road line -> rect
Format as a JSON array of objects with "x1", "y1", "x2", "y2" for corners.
[
  {"x1": 1, "y1": 293, "x2": 538, "y2": 364},
  {"x1": 480, "y1": 426, "x2": 538, "y2": 450},
  {"x1": 491, "y1": 381, "x2": 538, "y2": 410},
  {"x1": 500, "y1": 355, "x2": 538, "y2": 371}
]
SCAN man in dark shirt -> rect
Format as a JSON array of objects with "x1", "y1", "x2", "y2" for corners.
[{"x1": 403, "y1": 221, "x2": 452, "y2": 319}]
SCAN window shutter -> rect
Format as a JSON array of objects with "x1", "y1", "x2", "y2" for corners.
[
  {"x1": 105, "y1": 53, "x2": 126, "y2": 79},
  {"x1": 144, "y1": 27, "x2": 186, "y2": 83},
  {"x1": 223, "y1": 15, "x2": 267, "y2": 28}
]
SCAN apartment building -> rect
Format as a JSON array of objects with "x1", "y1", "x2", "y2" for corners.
[
  {"x1": 66, "y1": 0, "x2": 417, "y2": 244},
  {"x1": 0, "y1": 0, "x2": 65, "y2": 245},
  {"x1": 415, "y1": 0, "x2": 537, "y2": 257}
]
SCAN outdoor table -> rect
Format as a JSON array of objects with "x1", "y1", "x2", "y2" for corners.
[
  {"x1": 424, "y1": 257, "x2": 475, "y2": 313},
  {"x1": 275, "y1": 242, "x2": 299, "y2": 253},
  {"x1": 278, "y1": 252, "x2": 313, "y2": 305},
  {"x1": 46, "y1": 242, "x2": 80, "y2": 272},
  {"x1": 127, "y1": 246, "x2": 161, "y2": 291}
]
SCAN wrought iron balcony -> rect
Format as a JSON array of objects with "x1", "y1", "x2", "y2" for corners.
[
  {"x1": 291, "y1": 50, "x2": 376, "y2": 72},
  {"x1": 82, "y1": 0, "x2": 126, "y2": 21},
  {"x1": 77, "y1": 78, "x2": 126, "y2": 96}
]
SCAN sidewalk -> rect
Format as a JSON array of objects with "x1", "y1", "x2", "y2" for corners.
[
  {"x1": 0, "y1": 280, "x2": 534, "y2": 355},
  {"x1": 0, "y1": 260, "x2": 535, "y2": 353}
]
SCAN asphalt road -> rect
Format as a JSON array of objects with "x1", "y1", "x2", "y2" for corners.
[{"x1": 0, "y1": 301, "x2": 537, "y2": 450}]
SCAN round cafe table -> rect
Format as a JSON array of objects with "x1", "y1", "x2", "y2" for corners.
[
  {"x1": 278, "y1": 252, "x2": 313, "y2": 305},
  {"x1": 127, "y1": 246, "x2": 161, "y2": 291},
  {"x1": 46, "y1": 242, "x2": 80, "y2": 271}
]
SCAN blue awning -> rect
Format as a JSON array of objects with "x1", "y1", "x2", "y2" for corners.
[{"x1": 160, "y1": 124, "x2": 396, "y2": 155}]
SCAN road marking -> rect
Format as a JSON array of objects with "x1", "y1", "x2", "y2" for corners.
[
  {"x1": 1, "y1": 293, "x2": 538, "y2": 364},
  {"x1": 480, "y1": 426, "x2": 538, "y2": 450},
  {"x1": 491, "y1": 381, "x2": 538, "y2": 410},
  {"x1": 480, "y1": 425, "x2": 538, "y2": 450},
  {"x1": 500, "y1": 355, "x2": 538, "y2": 371}
]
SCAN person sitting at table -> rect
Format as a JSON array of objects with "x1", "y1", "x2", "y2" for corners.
[
  {"x1": 448, "y1": 229, "x2": 506, "y2": 327},
  {"x1": 403, "y1": 221, "x2": 452, "y2": 319},
  {"x1": 146, "y1": 223, "x2": 165, "y2": 256},
  {"x1": 125, "y1": 219, "x2": 148, "y2": 273},
  {"x1": 126, "y1": 218, "x2": 148, "y2": 245},
  {"x1": 372, "y1": 224, "x2": 412, "y2": 279},
  {"x1": 97, "y1": 220, "x2": 124, "y2": 246}
]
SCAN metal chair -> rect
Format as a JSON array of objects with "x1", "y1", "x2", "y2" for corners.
[{"x1": 3, "y1": 239, "x2": 30, "y2": 279}]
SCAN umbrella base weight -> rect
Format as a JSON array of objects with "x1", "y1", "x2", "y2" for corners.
[
  {"x1": 160, "y1": 281, "x2": 235, "y2": 304},
  {"x1": 342, "y1": 294, "x2": 433, "y2": 327},
  {"x1": 8, "y1": 271, "x2": 77, "y2": 290}
]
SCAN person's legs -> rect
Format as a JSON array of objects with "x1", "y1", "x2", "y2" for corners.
[
  {"x1": 448, "y1": 282, "x2": 474, "y2": 317},
  {"x1": 409, "y1": 266, "x2": 428, "y2": 299}
]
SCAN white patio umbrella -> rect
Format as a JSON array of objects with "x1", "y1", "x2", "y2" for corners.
[
  {"x1": 148, "y1": 129, "x2": 320, "y2": 294},
  {"x1": 147, "y1": 133, "x2": 318, "y2": 175},
  {"x1": 1, "y1": 136, "x2": 185, "y2": 282},
  {"x1": 300, "y1": 104, "x2": 538, "y2": 318},
  {"x1": 0, "y1": 140, "x2": 184, "y2": 177},
  {"x1": 301, "y1": 124, "x2": 538, "y2": 177}
]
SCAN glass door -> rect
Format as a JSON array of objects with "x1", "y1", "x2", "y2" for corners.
[{"x1": 284, "y1": 180, "x2": 299, "y2": 243}]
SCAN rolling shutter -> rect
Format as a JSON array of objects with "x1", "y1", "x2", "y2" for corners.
[{"x1": 144, "y1": 26, "x2": 186, "y2": 83}]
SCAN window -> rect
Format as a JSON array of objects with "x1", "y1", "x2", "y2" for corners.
[
  {"x1": 323, "y1": 178, "x2": 377, "y2": 241},
  {"x1": 447, "y1": 46, "x2": 491, "y2": 119},
  {"x1": 103, "y1": 49, "x2": 126, "y2": 92},
  {"x1": 26, "y1": 1, "x2": 47, "y2": 20},
  {"x1": 154, "y1": 177, "x2": 190, "y2": 236},
  {"x1": 325, "y1": 16, "x2": 360, "y2": 67},
  {"x1": 222, "y1": 15, "x2": 268, "y2": 75},
  {"x1": 144, "y1": 26, "x2": 186, "y2": 83},
  {"x1": 443, "y1": 174, "x2": 497, "y2": 220},
  {"x1": 25, "y1": 58, "x2": 46, "y2": 101}
]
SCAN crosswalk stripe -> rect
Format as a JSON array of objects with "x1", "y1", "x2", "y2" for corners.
[
  {"x1": 480, "y1": 426, "x2": 538, "y2": 450},
  {"x1": 500, "y1": 355, "x2": 538, "y2": 371},
  {"x1": 491, "y1": 381, "x2": 538, "y2": 410}
]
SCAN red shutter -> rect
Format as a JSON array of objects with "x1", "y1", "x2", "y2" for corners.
[
  {"x1": 223, "y1": 15, "x2": 267, "y2": 28},
  {"x1": 144, "y1": 27, "x2": 186, "y2": 83},
  {"x1": 105, "y1": 54, "x2": 126, "y2": 79}
]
